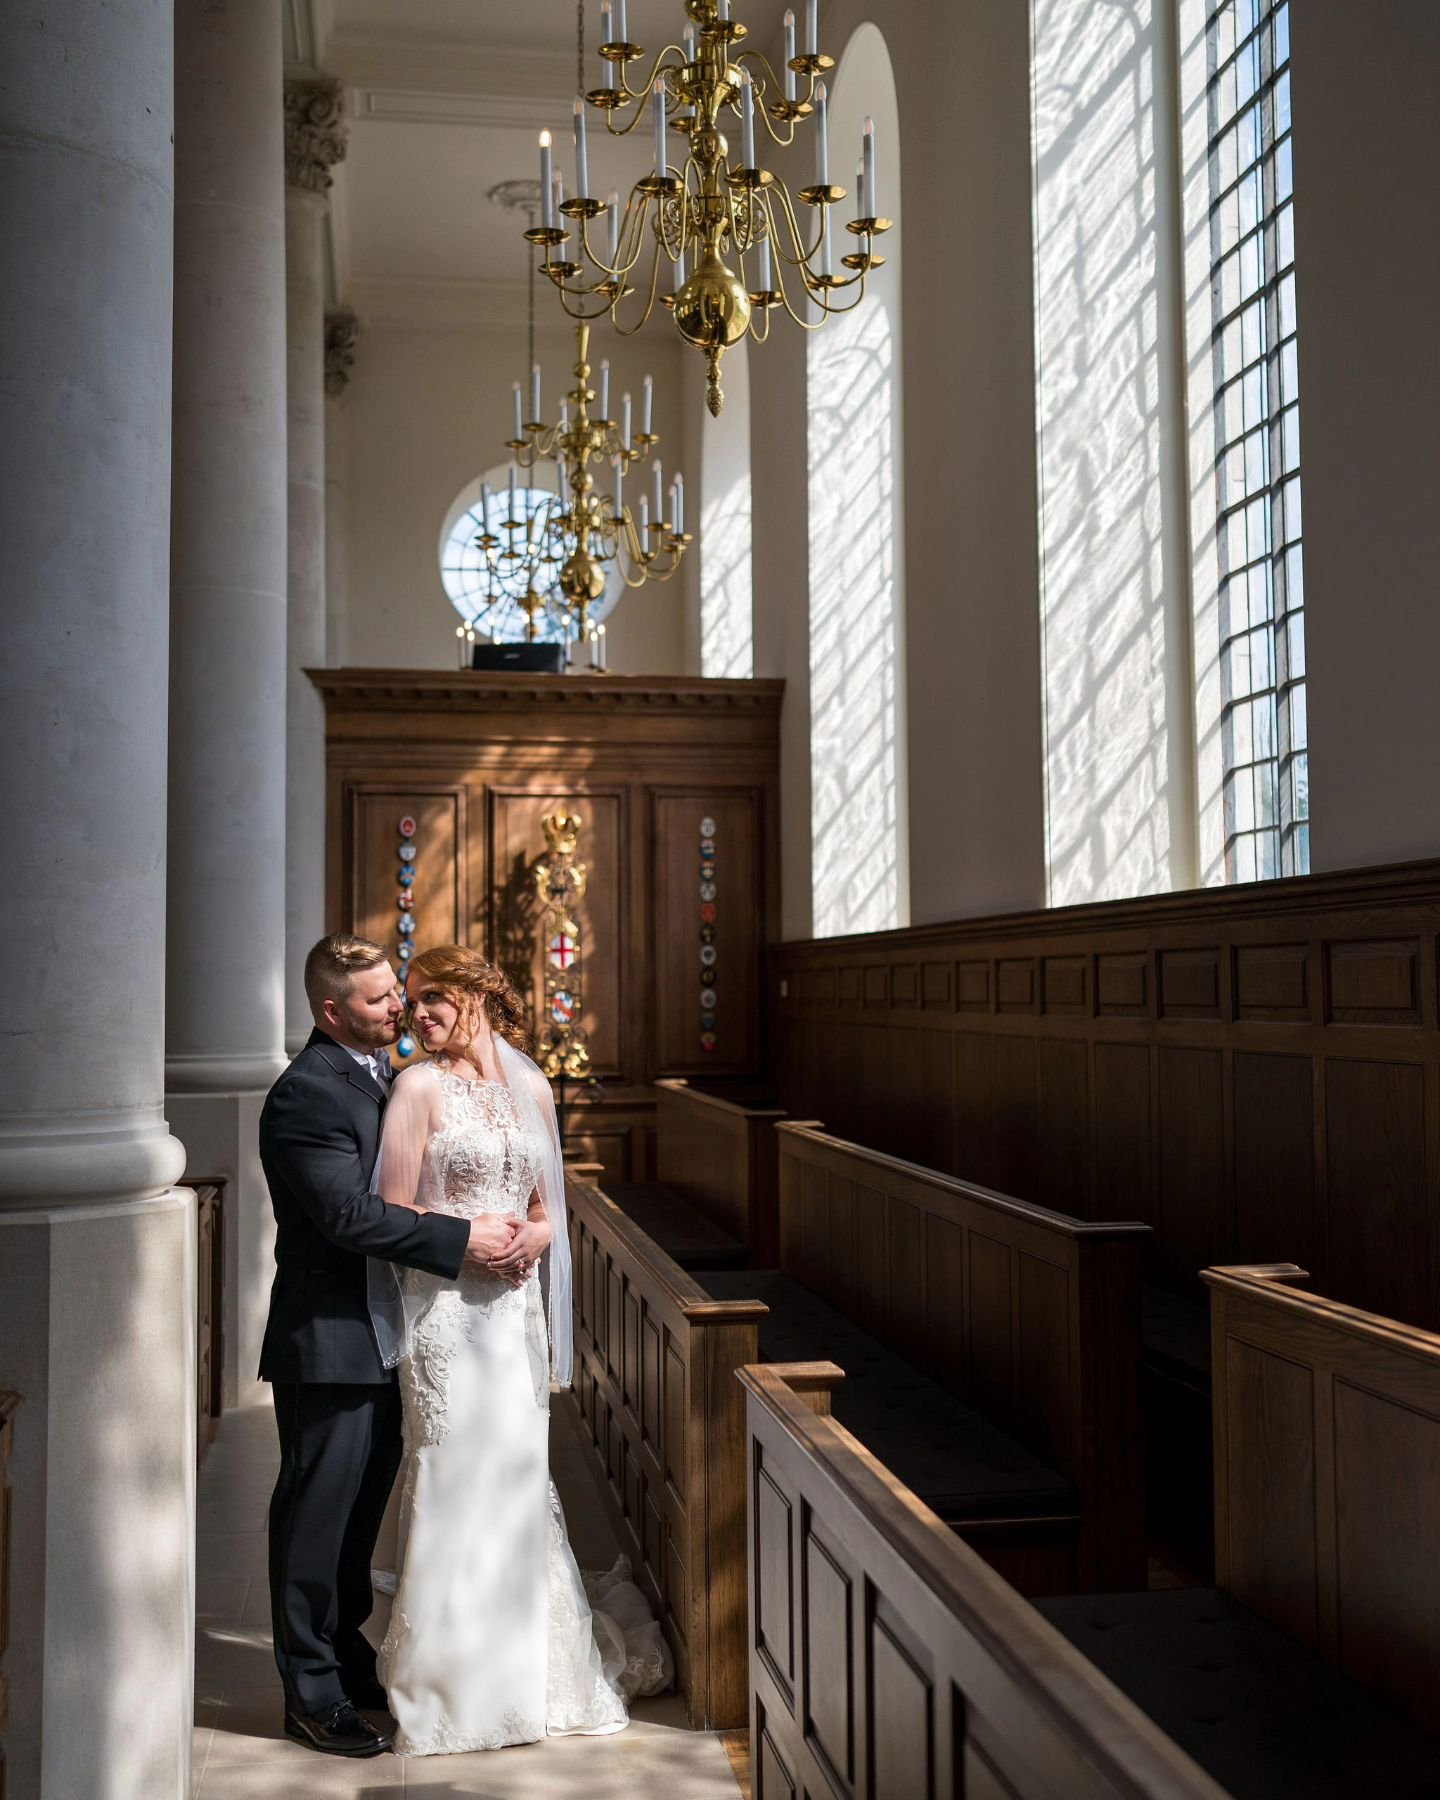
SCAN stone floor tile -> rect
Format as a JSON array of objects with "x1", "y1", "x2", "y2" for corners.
[
  {"x1": 197, "y1": 1573, "x2": 251, "y2": 1623},
  {"x1": 198, "y1": 1750, "x2": 406, "y2": 1796}
]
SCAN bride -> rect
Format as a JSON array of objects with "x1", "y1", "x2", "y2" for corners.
[{"x1": 369, "y1": 943, "x2": 669, "y2": 1756}]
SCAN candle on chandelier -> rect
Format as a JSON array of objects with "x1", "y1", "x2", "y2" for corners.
[
  {"x1": 673, "y1": 471, "x2": 685, "y2": 535},
  {"x1": 480, "y1": 479, "x2": 492, "y2": 531},
  {"x1": 674, "y1": 242, "x2": 686, "y2": 294},
  {"x1": 621, "y1": 389, "x2": 633, "y2": 447},
  {"x1": 508, "y1": 463, "x2": 518, "y2": 526},
  {"x1": 560, "y1": 398, "x2": 570, "y2": 430},
  {"x1": 783, "y1": 9, "x2": 797, "y2": 99},
  {"x1": 599, "y1": 358, "x2": 610, "y2": 420},
  {"x1": 574, "y1": 96, "x2": 590, "y2": 200},
  {"x1": 614, "y1": 458, "x2": 624, "y2": 520},
  {"x1": 539, "y1": 130, "x2": 555, "y2": 228},
  {"x1": 740, "y1": 66, "x2": 756, "y2": 167},
  {"x1": 606, "y1": 189, "x2": 620, "y2": 264},
  {"x1": 653, "y1": 459, "x2": 664, "y2": 524},
  {"x1": 598, "y1": 625, "x2": 607, "y2": 672},
  {"x1": 682, "y1": 21, "x2": 696, "y2": 61},
  {"x1": 806, "y1": 0, "x2": 819, "y2": 55},
  {"x1": 512, "y1": 382, "x2": 523, "y2": 440},
  {"x1": 600, "y1": 0, "x2": 613, "y2": 44},
  {"x1": 615, "y1": 0, "x2": 627, "y2": 43},
  {"x1": 652, "y1": 84, "x2": 667, "y2": 179},
  {"x1": 639, "y1": 493, "x2": 650, "y2": 537},
  {"x1": 553, "y1": 168, "x2": 565, "y2": 232},
  {"x1": 531, "y1": 362, "x2": 541, "y2": 422},
  {"x1": 757, "y1": 220, "x2": 773, "y2": 291},
  {"x1": 815, "y1": 81, "x2": 829, "y2": 187},
  {"x1": 862, "y1": 115, "x2": 877, "y2": 217},
  {"x1": 717, "y1": 0, "x2": 730, "y2": 21},
  {"x1": 642, "y1": 373, "x2": 653, "y2": 436}
]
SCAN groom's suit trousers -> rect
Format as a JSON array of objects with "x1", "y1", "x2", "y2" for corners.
[{"x1": 268, "y1": 1379, "x2": 403, "y2": 1713}]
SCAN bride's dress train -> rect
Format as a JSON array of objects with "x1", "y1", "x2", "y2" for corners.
[{"x1": 373, "y1": 1063, "x2": 670, "y2": 1756}]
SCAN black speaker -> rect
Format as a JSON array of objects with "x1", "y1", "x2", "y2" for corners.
[{"x1": 471, "y1": 642, "x2": 565, "y2": 674}]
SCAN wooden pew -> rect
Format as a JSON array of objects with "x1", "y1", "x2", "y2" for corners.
[
  {"x1": 562, "y1": 1170, "x2": 842, "y2": 1730},
  {"x1": 1033, "y1": 1264, "x2": 1440, "y2": 1796},
  {"x1": 761, "y1": 1121, "x2": 1150, "y2": 1590},
  {"x1": 603, "y1": 1080, "x2": 787, "y2": 1269},
  {"x1": 740, "y1": 1363, "x2": 1224, "y2": 1799},
  {"x1": 0, "y1": 1392, "x2": 18, "y2": 1800}
]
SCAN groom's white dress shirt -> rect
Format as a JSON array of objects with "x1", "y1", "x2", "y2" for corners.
[{"x1": 345, "y1": 1045, "x2": 392, "y2": 1089}]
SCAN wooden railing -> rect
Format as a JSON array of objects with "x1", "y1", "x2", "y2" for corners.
[
  {"x1": 654, "y1": 1079, "x2": 787, "y2": 1262},
  {"x1": 740, "y1": 1365, "x2": 1223, "y2": 1799},
  {"x1": 0, "y1": 1393, "x2": 18, "y2": 1800},
  {"x1": 190, "y1": 1178, "x2": 225, "y2": 1465},
  {"x1": 773, "y1": 857, "x2": 1440, "y2": 1328},
  {"x1": 776, "y1": 1122, "x2": 1149, "y2": 1589},
  {"x1": 563, "y1": 1171, "x2": 841, "y2": 1728}
]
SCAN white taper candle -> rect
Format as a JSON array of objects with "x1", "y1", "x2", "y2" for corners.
[
  {"x1": 863, "y1": 115, "x2": 876, "y2": 217},
  {"x1": 512, "y1": 383, "x2": 523, "y2": 439},
  {"x1": 783, "y1": 9, "x2": 796, "y2": 99},
  {"x1": 621, "y1": 389, "x2": 633, "y2": 447},
  {"x1": 639, "y1": 493, "x2": 650, "y2": 536},
  {"x1": 616, "y1": 0, "x2": 627, "y2": 42},
  {"x1": 758, "y1": 222, "x2": 773, "y2": 291},
  {"x1": 539, "y1": 130, "x2": 554, "y2": 227},
  {"x1": 740, "y1": 66, "x2": 756, "y2": 167},
  {"x1": 673, "y1": 471, "x2": 685, "y2": 534},
  {"x1": 601, "y1": 0, "x2": 613, "y2": 44},
  {"x1": 574, "y1": 96, "x2": 590, "y2": 199},
  {"x1": 652, "y1": 84, "x2": 667, "y2": 178},
  {"x1": 642, "y1": 373, "x2": 653, "y2": 436},
  {"x1": 508, "y1": 463, "x2": 518, "y2": 524},
  {"x1": 806, "y1": 0, "x2": 818, "y2": 54},
  {"x1": 815, "y1": 81, "x2": 829, "y2": 188},
  {"x1": 599, "y1": 359, "x2": 610, "y2": 420},
  {"x1": 480, "y1": 480, "x2": 492, "y2": 530},
  {"x1": 606, "y1": 189, "x2": 620, "y2": 264},
  {"x1": 653, "y1": 458, "x2": 664, "y2": 523},
  {"x1": 531, "y1": 363, "x2": 541, "y2": 422}
]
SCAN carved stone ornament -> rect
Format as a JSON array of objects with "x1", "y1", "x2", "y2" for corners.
[
  {"x1": 284, "y1": 79, "x2": 347, "y2": 193},
  {"x1": 324, "y1": 310, "x2": 359, "y2": 396}
]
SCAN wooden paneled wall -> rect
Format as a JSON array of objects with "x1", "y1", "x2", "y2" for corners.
[
  {"x1": 315, "y1": 671, "x2": 781, "y2": 1182},
  {"x1": 741, "y1": 1366, "x2": 1224, "y2": 1800},
  {"x1": 1209, "y1": 1262, "x2": 1440, "y2": 1733},
  {"x1": 774, "y1": 860, "x2": 1440, "y2": 1326}
]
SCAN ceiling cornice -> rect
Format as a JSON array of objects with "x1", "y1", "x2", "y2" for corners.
[{"x1": 326, "y1": 33, "x2": 573, "y2": 100}]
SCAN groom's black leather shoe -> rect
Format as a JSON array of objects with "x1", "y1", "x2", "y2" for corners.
[{"x1": 284, "y1": 1699, "x2": 393, "y2": 1757}]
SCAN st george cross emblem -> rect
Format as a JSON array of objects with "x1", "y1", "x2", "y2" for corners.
[{"x1": 548, "y1": 931, "x2": 579, "y2": 970}]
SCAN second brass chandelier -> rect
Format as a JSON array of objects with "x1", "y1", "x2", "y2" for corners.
[{"x1": 527, "y1": 0, "x2": 891, "y2": 415}]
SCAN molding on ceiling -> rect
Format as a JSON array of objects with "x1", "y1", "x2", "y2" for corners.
[
  {"x1": 349, "y1": 88, "x2": 564, "y2": 131},
  {"x1": 325, "y1": 33, "x2": 573, "y2": 100}
]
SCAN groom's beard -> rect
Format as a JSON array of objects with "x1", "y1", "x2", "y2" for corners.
[{"x1": 341, "y1": 1014, "x2": 402, "y2": 1050}]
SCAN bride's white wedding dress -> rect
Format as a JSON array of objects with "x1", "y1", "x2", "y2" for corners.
[{"x1": 373, "y1": 1059, "x2": 670, "y2": 1756}]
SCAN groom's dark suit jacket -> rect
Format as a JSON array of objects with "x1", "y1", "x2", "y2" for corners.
[{"x1": 258, "y1": 1028, "x2": 469, "y2": 1384}]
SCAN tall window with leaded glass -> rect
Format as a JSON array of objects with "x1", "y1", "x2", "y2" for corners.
[{"x1": 1207, "y1": 0, "x2": 1308, "y2": 879}]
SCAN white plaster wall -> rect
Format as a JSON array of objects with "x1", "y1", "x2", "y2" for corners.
[
  {"x1": 1287, "y1": 1, "x2": 1440, "y2": 873},
  {"x1": 339, "y1": 319, "x2": 690, "y2": 677},
  {"x1": 751, "y1": 0, "x2": 1046, "y2": 934},
  {"x1": 1031, "y1": 0, "x2": 1197, "y2": 907}
]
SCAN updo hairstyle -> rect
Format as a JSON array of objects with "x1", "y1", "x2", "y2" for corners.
[{"x1": 405, "y1": 945, "x2": 531, "y2": 1056}]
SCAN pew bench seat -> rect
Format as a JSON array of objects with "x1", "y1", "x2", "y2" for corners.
[
  {"x1": 697, "y1": 1268, "x2": 1078, "y2": 1527},
  {"x1": 1036, "y1": 1588, "x2": 1440, "y2": 1800},
  {"x1": 602, "y1": 1180, "x2": 748, "y2": 1270}
]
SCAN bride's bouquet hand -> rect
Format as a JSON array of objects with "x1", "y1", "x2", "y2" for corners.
[{"x1": 489, "y1": 1216, "x2": 552, "y2": 1288}]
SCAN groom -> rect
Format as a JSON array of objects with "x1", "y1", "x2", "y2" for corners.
[{"x1": 258, "y1": 932, "x2": 516, "y2": 1758}]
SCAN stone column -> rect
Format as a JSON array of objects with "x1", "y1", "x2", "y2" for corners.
[
  {"x1": 167, "y1": 0, "x2": 289, "y2": 1409},
  {"x1": 284, "y1": 82, "x2": 348, "y2": 1053},
  {"x1": 325, "y1": 309, "x2": 360, "y2": 667},
  {"x1": 0, "y1": 3, "x2": 192, "y2": 1796}
]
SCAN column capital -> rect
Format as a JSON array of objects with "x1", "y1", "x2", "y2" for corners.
[
  {"x1": 325, "y1": 309, "x2": 360, "y2": 395},
  {"x1": 284, "y1": 77, "x2": 347, "y2": 193}
]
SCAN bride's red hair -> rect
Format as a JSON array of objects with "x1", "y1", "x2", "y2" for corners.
[{"x1": 407, "y1": 945, "x2": 530, "y2": 1053}]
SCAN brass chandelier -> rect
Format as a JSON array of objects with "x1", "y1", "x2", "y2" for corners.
[
  {"x1": 503, "y1": 317, "x2": 691, "y2": 655},
  {"x1": 526, "y1": 0, "x2": 891, "y2": 415}
]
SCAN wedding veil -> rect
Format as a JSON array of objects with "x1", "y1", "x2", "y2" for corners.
[{"x1": 365, "y1": 1040, "x2": 574, "y2": 1387}]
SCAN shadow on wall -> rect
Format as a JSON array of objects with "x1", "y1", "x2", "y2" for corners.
[
  {"x1": 700, "y1": 335, "x2": 755, "y2": 680},
  {"x1": 809, "y1": 298, "x2": 902, "y2": 940},
  {"x1": 1032, "y1": 0, "x2": 1182, "y2": 905}
]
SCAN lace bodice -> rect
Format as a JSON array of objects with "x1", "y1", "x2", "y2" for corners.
[{"x1": 424, "y1": 1067, "x2": 543, "y2": 1221}]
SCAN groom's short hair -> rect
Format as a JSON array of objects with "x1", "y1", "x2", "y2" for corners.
[{"x1": 304, "y1": 932, "x2": 390, "y2": 1012}]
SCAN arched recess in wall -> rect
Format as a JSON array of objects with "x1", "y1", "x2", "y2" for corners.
[
  {"x1": 700, "y1": 335, "x2": 754, "y2": 677},
  {"x1": 807, "y1": 20, "x2": 907, "y2": 938}
]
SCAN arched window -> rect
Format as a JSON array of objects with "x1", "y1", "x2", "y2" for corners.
[
  {"x1": 700, "y1": 336, "x2": 754, "y2": 678},
  {"x1": 807, "y1": 22, "x2": 907, "y2": 938},
  {"x1": 437, "y1": 464, "x2": 623, "y2": 644}
]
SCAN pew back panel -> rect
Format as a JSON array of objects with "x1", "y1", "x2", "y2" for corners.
[
  {"x1": 654, "y1": 1079, "x2": 786, "y2": 1263},
  {"x1": 741, "y1": 1365, "x2": 1225, "y2": 1800},
  {"x1": 565, "y1": 1174, "x2": 841, "y2": 1728},
  {"x1": 776, "y1": 1122, "x2": 1149, "y2": 1587},
  {"x1": 1209, "y1": 1262, "x2": 1440, "y2": 1733}
]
